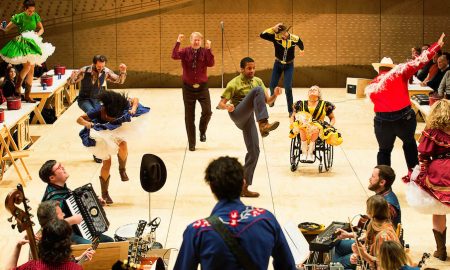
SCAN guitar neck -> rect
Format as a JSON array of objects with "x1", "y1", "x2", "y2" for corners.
[
  {"x1": 77, "y1": 238, "x2": 100, "y2": 265},
  {"x1": 26, "y1": 227, "x2": 39, "y2": 260}
]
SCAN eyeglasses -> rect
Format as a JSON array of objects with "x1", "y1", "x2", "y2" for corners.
[{"x1": 52, "y1": 163, "x2": 63, "y2": 173}]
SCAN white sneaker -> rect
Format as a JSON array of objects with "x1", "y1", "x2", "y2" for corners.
[
  {"x1": 307, "y1": 153, "x2": 315, "y2": 162},
  {"x1": 300, "y1": 141, "x2": 308, "y2": 161}
]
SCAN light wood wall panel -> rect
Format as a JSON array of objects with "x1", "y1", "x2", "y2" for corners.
[
  {"x1": 1, "y1": 0, "x2": 450, "y2": 87},
  {"x1": 72, "y1": 0, "x2": 117, "y2": 69},
  {"x1": 249, "y1": 0, "x2": 292, "y2": 80},
  {"x1": 160, "y1": 0, "x2": 204, "y2": 86},
  {"x1": 424, "y1": 0, "x2": 450, "y2": 52},
  {"x1": 205, "y1": 0, "x2": 248, "y2": 86},
  {"x1": 116, "y1": 0, "x2": 161, "y2": 86},
  {"x1": 294, "y1": 0, "x2": 337, "y2": 87},
  {"x1": 381, "y1": 0, "x2": 423, "y2": 63}
]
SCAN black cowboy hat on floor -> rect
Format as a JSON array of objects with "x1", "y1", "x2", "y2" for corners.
[{"x1": 140, "y1": 154, "x2": 167, "y2": 193}]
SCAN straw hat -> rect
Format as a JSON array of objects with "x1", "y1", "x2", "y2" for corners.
[{"x1": 372, "y1": 57, "x2": 396, "y2": 72}]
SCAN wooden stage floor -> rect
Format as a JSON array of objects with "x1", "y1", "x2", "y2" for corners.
[{"x1": 0, "y1": 88, "x2": 448, "y2": 269}]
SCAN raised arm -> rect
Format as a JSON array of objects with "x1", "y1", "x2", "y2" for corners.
[
  {"x1": 106, "y1": 64, "x2": 127, "y2": 84},
  {"x1": 204, "y1": 40, "x2": 215, "y2": 67},
  {"x1": 0, "y1": 21, "x2": 15, "y2": 33},
  {"x1": 5, "y1": 238, "x2": 29, "y2": 270},
  {"x1": 260, "y1": 23, "x2": 282, "y2": 41},
  {"x1": 172, "y1": 34, "x2": 186, "y2": 60}
]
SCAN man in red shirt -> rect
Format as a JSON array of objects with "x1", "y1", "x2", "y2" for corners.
[
  {"x1": 172, "y1": 32, "x2": 215, "y2": 151},
  {"x1": 366, "y1": 33, "x2": 445, "y2": 172}
]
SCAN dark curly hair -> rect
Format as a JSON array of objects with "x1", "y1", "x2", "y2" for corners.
[
  {"x1": 23, "y1": 0, "x2": 36, "y2": 9},
  {"x1": 98, "y1": 90, "x2": 129, "y2": 118},
  {"x1": 39, "y1": 160, "x2": 57, "y2": 183},
  {"x1": 38, "y1": 219, "x2": 73, "y2": 264},
  {"x1": 205, "y1": 156, "x2": 243, "y2": 200}
]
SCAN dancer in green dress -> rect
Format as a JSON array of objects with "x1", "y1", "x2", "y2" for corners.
[{"x1": 0, "y1": 0, "x2": 55, "y2": 102}]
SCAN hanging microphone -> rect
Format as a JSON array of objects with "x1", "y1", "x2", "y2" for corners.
[{"x1": 220, "y1": 21, "x2": 224, "y2": 30}]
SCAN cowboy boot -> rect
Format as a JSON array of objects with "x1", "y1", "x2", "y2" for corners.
[
  {"x1": 433, "y1": 228, "x2": 447, "y2": 261},
  {"x1": 241, "y1": 183, "x2": 260, "y2": 198},
  {"x1": 14, "y1": 75, "x2": 24, "y2": 96},
  {"x1": 24, "y1": 83, "x2": 36, "y2": 103},
  {"x1": 258, "y1": 119, "x2": 280, "y2": 137},
  {"x1": 118, "y1": 154, "x2": 129, "y2": 181},
  {"x1": 300, "y1": 140, "x2": 308, "y2": 161},
  {"x1": 100, "y1": 175, "x2": 113, "y2": 204},
  {"x1": 307, "y1": 141, "x2": 315, "y2": 162}
]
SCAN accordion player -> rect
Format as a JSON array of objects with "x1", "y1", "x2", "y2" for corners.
[{"x1": 64, "y1": 183, "x2": 110, "y2": 241}]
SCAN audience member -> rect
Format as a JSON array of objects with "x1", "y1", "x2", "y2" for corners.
[
  {"x1": 422, "y1": 53, "x2": 450, "y2": 92},
  {"x1": 378, "y1": 241, "x2": 419, "y2": 270}
]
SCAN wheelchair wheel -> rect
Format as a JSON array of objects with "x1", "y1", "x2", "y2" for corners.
[
  {"x1": 323, "y1": 143, "x2": 333, "y2": 171},
  {"x1": 290, "y1": 135, "x2": 300, "y2": 171}
]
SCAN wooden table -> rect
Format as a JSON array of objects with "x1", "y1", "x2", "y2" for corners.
[
  {"x1": 408, "y1": 83, "x2": 433, "y2": 97},
  {"x1": 0, "y1": 102, "x2": 39, "y2": 185},
  {"x1": 26, "y1": 69, "x2": 76, "y2": 124},
  {"x1": 410, "y1": 99, "x2": 431, "y2": 121}
]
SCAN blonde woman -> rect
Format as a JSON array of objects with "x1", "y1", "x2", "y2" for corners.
[
  {"x1": 378, "y1": 241, "x2": 419, "y2": 270},
  {"x1": 405, "y1": 99, "x2": 450, "y2": 261}
]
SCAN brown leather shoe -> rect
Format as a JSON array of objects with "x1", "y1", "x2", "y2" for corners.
[
  {"x1": 258, "y1": 119, "x2": 280, "y2": 137},
  {"x1": 241, "y1": 184, "x2": 260, "y2": 198},
  {"x1": 100, "y1": 175, "x2": 113, "y2": 204}
]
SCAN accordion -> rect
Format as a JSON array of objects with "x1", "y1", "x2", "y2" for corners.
[
  {"x1": 411, "y1": 94, "x2": 429, "y2": 105},
  {"x1": 65, "y1": 183, "x2": 109, "y2": 241}
]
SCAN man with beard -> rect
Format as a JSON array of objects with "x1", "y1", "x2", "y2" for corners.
[{"x1": 368, "y1": 165, "x2": 401, "y2": 229}]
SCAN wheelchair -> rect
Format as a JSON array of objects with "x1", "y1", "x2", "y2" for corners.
[{"x1": 290, "y1": 134, "x2": 334, "y2": 173}]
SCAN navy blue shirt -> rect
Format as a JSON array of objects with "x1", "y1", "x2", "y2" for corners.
[{"x1": 174, "y1": 199, "x2": 296, "y2": 270}]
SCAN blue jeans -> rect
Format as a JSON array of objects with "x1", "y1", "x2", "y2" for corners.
[
  {"x1": 333, "y1": 239, "x2": 356, "y2": 270},
  {"x1": 269, "y1": 61, "x2": 294, "y2": 114},
  {"x1": 78, "y1": 98, "x2": 100, "y2": 113},
  {"x1": 71, "y1": 232, "x2": 114, "y2": 244}
]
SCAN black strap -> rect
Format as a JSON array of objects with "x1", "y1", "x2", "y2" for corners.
[
  {"x1": 42, "y1": 189, "x2": 70, "y2": 202},
  {"x1": 206, "y1": 216, "x2": 258, "y2": 270}
]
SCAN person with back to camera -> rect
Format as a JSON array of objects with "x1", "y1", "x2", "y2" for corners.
[{"x1": 174, "y1": 156, "x2": 296, "y2": 270}]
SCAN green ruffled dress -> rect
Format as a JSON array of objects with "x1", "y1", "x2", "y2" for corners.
[{"x1": 0, "y1": 12, "x2": 55, "y2": 65}]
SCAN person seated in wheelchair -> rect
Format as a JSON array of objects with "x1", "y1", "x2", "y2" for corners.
[{"x1": 289, "y1": 85, "x2": 342, "y2": 162}]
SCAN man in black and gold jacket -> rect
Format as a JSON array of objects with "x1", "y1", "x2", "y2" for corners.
[{"x1": 260, "y1": 23, "x2": 304, "y2": 116}]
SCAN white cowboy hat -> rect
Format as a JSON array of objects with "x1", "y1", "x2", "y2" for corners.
[{"x1": 372, "y1": 57, "x2": 396, "y2": 72}]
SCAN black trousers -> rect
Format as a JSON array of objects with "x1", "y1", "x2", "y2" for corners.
[
  {"x1": 374, "y1": 108, "x2": 418, "y2": 169},
  {"x1": 182, "y1": 84, "x2": 212, "y2": 148}
]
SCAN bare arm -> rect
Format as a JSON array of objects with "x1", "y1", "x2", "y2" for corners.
[
  {"x1": 328, "y1": 112, "x2": 336, "y2": 126},
  {"x1": 218, "y1": 98, "x2": 234, "y2": 112},
  {"x1": 106, "y1": 64, "x2": 127, "y2": 84},
  {"x1": 5, "y1": 238, "x2": 29, "y2": 270},
  {"x1": 0, "y1": 21, "x2": 15, "y2": 32},
  {"x1": 36, "y1": 21, "x2": 44, "y2": 36},
  {"x1": 77, "y1": 114, "x2": 93, "y2": 129},
  {"x1": 265, "y1": 86, "x2": 282, "y2": 105},
  {"x1": 129, "y1": 97, "x2": 139, "y2": 115},
  {"x1": 65, "y1": 214, "x2": 83, "y2": 225}
]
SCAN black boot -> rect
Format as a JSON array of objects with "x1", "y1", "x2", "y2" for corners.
[
  {"x1": 118, "y1": 155, "x2": 129, "y2": 181},
  {"x1": 100, "y1": 175, "x2": 113, "y2": 204},
  {"x1": 433, "y1": 228, "x2": 447, "y2": 261}
]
